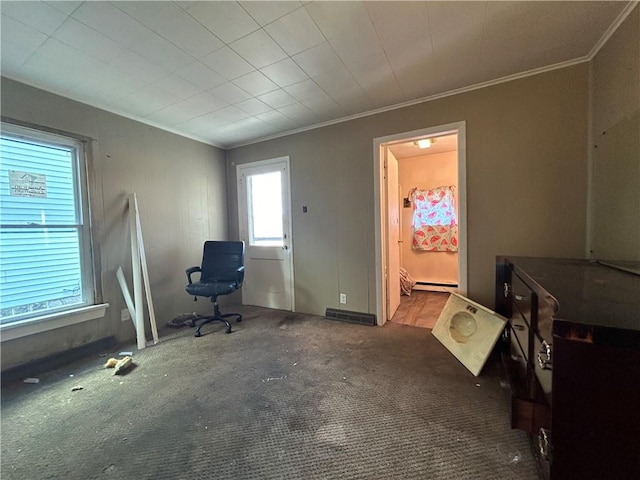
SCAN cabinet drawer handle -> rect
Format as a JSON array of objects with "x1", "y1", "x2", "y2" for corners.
[
  {"x1": 512, "y1": 324, "x2": 525, "y2": 331},
  {"x1": 515, "y1": 294, "x2": 528, "y2": 301},
  {"x1": 538, "y1": 428, "x2": 551, "y2": 461},
  {"x1": 537, "y1": 340, "x2": 553, "y2": 370}
]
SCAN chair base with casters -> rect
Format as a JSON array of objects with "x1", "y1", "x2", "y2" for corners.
[
  {"x1": 187, "y1": 297, "x2": 242, "y2": 336},
  {"x1": 185, "y1": 241, "x2": 245, "y2": 337}
]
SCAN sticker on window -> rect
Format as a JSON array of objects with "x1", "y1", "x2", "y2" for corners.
[{"x1": 8, "y1": 170, "x2": 47, "y2": 198}]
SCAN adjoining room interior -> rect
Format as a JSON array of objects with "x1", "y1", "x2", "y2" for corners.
[
  {"x1": 386, "y1": 132, "x2": 460, "y2": 330},
  {"x1": 1, "y1": 2, "x2": 638, "y2": 479}
]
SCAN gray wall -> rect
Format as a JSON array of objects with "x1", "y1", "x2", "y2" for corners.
[
  {"x1": 227, "y1": 65, "x2": 590, "y2": 316},
  {"x1": 590, "y1": 5, "x2": 640, "y2": 261},
  {"x1": 1, "y1": 78, "x2": 228, "y2": 370}
]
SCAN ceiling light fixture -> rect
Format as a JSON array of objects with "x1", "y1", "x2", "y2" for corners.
[{"x1": 415, "y1": 138, "x2": 435, "y2": 149}]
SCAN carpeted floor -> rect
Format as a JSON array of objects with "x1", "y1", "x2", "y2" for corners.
[{"x1": 1, "y1": 306, "x2": 539, "y2": 480}]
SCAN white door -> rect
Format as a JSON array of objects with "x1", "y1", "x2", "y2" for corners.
[
  {"x1": 386, "y1": 150, "x2": 401, "y2": 319},
  {"x1": 237, "y1": 157, "x2": 294, "y2": 311}
]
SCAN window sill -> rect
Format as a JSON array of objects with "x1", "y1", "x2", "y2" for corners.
[{"x1": 0, "y1": 303, "x2": 109, "y2": 342}]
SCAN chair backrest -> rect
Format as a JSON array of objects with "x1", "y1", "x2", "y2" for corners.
[{"x1": 200, "y1": 241, "x2": 244, "y2": 282}]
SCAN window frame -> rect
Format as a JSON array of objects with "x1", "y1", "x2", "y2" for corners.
[{"x1": 0, "y1": 121, "x2": 103, "y2": 331}]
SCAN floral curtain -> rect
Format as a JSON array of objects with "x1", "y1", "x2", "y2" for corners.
[{"x1": 410, "y1": 186, "x2": 458, "y2": 252}]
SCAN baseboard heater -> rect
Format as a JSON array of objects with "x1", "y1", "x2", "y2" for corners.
[
  {"x1": 325, "y1": 308, "x2": 376, "y2": 326},
  {"x1": 416, "y1": 282, "x2": 458, "y2": 287}
]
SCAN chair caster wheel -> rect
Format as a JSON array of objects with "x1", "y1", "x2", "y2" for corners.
[
  {"x1": 194, "y1": 331, "x2": 202, "y2": 337},
  {"x1": 236, "y1": 316, "x2": 242, "y2": 323},
  {"x1": 225, "y1": 327, "x2": 232, "y2": 334}
]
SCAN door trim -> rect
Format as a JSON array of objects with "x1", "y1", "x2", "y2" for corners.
[
  {"x1": 373, "y1": 121, "x2": 467, "y2": 325},
  {"x1": 236, "y1": 156, "x2": 295, "y2": 311}
]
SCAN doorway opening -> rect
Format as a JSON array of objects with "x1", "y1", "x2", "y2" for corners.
[{"x1": 373, "y1": 122, "x2": 467, "y2": 327}]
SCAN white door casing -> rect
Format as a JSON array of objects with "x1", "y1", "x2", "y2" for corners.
[
  {"x1": 373, "y1": 122, "x2": 467, "y2": 326},
  {"x1": 237, "y1": 157, "x2": 294, "y2": 311}
]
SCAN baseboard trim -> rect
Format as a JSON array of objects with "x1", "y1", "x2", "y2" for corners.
[{"x1": 1, "y1": 336, "x2": 117, "y2": 386}]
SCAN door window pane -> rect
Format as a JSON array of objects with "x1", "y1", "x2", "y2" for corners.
[{"x1": 247, "y1": 171, "x2": 283, "y2": 246}]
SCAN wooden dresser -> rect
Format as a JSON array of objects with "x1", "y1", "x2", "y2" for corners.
[{"x1": 495, "y1": 257, "x2": 640, "y2": 480}]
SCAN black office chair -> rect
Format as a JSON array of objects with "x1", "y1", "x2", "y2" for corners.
[{"x1": 185, "y1": 241, "x2": 245, "y2": 337}]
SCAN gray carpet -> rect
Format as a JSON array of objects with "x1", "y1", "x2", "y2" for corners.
[{"x1": 1, "y1": 306, "x2": 539, "y2": 479}]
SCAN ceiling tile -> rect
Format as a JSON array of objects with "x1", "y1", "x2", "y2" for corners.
[
  {"x1": 328, "y1": 86, "x2": 371, "y2": 112},
  {"x1": 426, "y1": 1, "x2": 487, "y2": 35},
  {"x1": 19, "y1": 55, "x2": 78, "y2": 93},
  {"x1": 391, "y1": 56, "x2": 441, "y2": 98},
  {"x1": 233, "y1": 70, "x2": 279, "y2": 96},
  {"x1": 116, "y1": 85, "x2": 182, "y2": 117},
  {"x1": 132, "y1": 33, "x2": 195, "y2": 71},
  {"x1": 209, "y1": 82, "x2": 252, "y2": 104},
  {"x1": 256, "y1": 109, "x2": 295, "y2": 127},
  {"x1": 301, "y1": 92, "x2": 339, "y2": 114},
  {"x1": 172, "y1": 91, "x2": 230, "y2": 119},
  {"x1": 207, "y1": 105, "x2": 251, "y2": 123},
  {"x1": 239, "y1": 1, "x2": 302, "y2": 26},
  {"x1": 284, "y1": 79, "x2": 326, "y2": 102},
  {"x1": 312, "y1": 67, "x2": 359, "y2": 94},
  {"x1": 52, "y1": 18, "x2": 126, "y2": 63},
  {"x1": 1, "y1": 0, "x2": 69, "y2": 35},
  {"x1": 292, "y1": 42, "x2": 343, "y2": 78},
  {"x1": 155, "y1": 9, "x2": 223, "y2": 58},
  {"x1": 44, "y1": 1, "x2": 82, "y2": 16},
  {"x1": 0, "y1": 15, "x2": 48, "y2": 68},
  {"x1": 201, "y1": 46, "x2": 255, "y2": 81},
  {"x1": 235, "y1": 97, "x2": 272, "y2": 115},
  {"x1": 229, "y1": 29, "x2": 288, "y2": 69},
  {"x1": 278, "y1": 102, "x2": 312, "y2": 121},
  {"x1": 111, "y1": 1, "x2": 184, "y2": 30},
  {"x1": 72, "y1": 2, "x2": 151, "y2": 47},
  {"x1": 346, "y1": 54, "x2": 398, "y2": 93},
  {"x1": 264, "y1": 7, "x2": 325, "y2": 56},
  {"x1": 186, "y1": 1, "x2": 259, "y2": 44},
  {"x1": 144, "y1": 103, "x2": 196, "y2": 126},
  {"x1": 329, "y1": 23, "x2": 384, "y2": 66},
  {"x1": 367, "y1": 2, "x2": 432, "y2": 53},
  {"x1": 111, "y1": 50, "x2": 166, "y2": 85},
  {"x1": 258, "y1": 89, "x2": 297, "y2": 109},
  {"x1": 386, "y1": 42, "x2": 435, "y2": 80},
  {"x1": 20, "y1": 38, "x2": 104, "y2": 93},
  {"x1": 150, "y1": 74, "x2": 202, "y2": 101},
  {"x1": 260, "y1": 58, "x2": 309, "y2": 87},
  {"x1": 305, "y1": 1, "x2": 372, "y2": 40},
  {"x1": 176, "y1": 61, "x2": 226, "y2": 90}
]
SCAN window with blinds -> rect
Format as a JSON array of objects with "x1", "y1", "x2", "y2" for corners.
[{"x1": 0, "y1": 124, "x2": 94, "y2": 324}]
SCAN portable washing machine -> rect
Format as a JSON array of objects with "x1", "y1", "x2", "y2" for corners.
[{"x1": 432, "y1": 292, "x2": 507, "y2": 376}]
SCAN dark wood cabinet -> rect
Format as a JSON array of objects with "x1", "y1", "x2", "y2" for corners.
[{"x1": 496, "y1": 257, "x2": 640, "y2": 480}]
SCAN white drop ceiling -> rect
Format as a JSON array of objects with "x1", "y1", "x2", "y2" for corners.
[{"x1": 0, "y1": 1, "x2": 633, "y2": 148}]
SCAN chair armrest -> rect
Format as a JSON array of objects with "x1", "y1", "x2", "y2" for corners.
[
  {"x1": 186, "y1": 266, "x2": 201, "y2": 284},
  {"x1": 236, "y1": 266, "x2": 245, "y2": 286}
]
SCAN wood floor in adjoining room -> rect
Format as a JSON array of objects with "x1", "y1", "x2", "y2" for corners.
[{"x1": 391, "y1": 290, "x2": 450, "y2": 329}]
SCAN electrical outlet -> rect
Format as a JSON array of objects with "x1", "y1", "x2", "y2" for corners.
[
  {"x1": 121, "y1": 308, "x2": 131, "y2": 322},
  {"x1": 340, "y1": 293, "x2": 347, "y2": 304}
]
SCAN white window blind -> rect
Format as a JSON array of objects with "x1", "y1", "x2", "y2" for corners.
[{"x1": 0, "y1": 125, "x2": 93, "y2": 324}]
